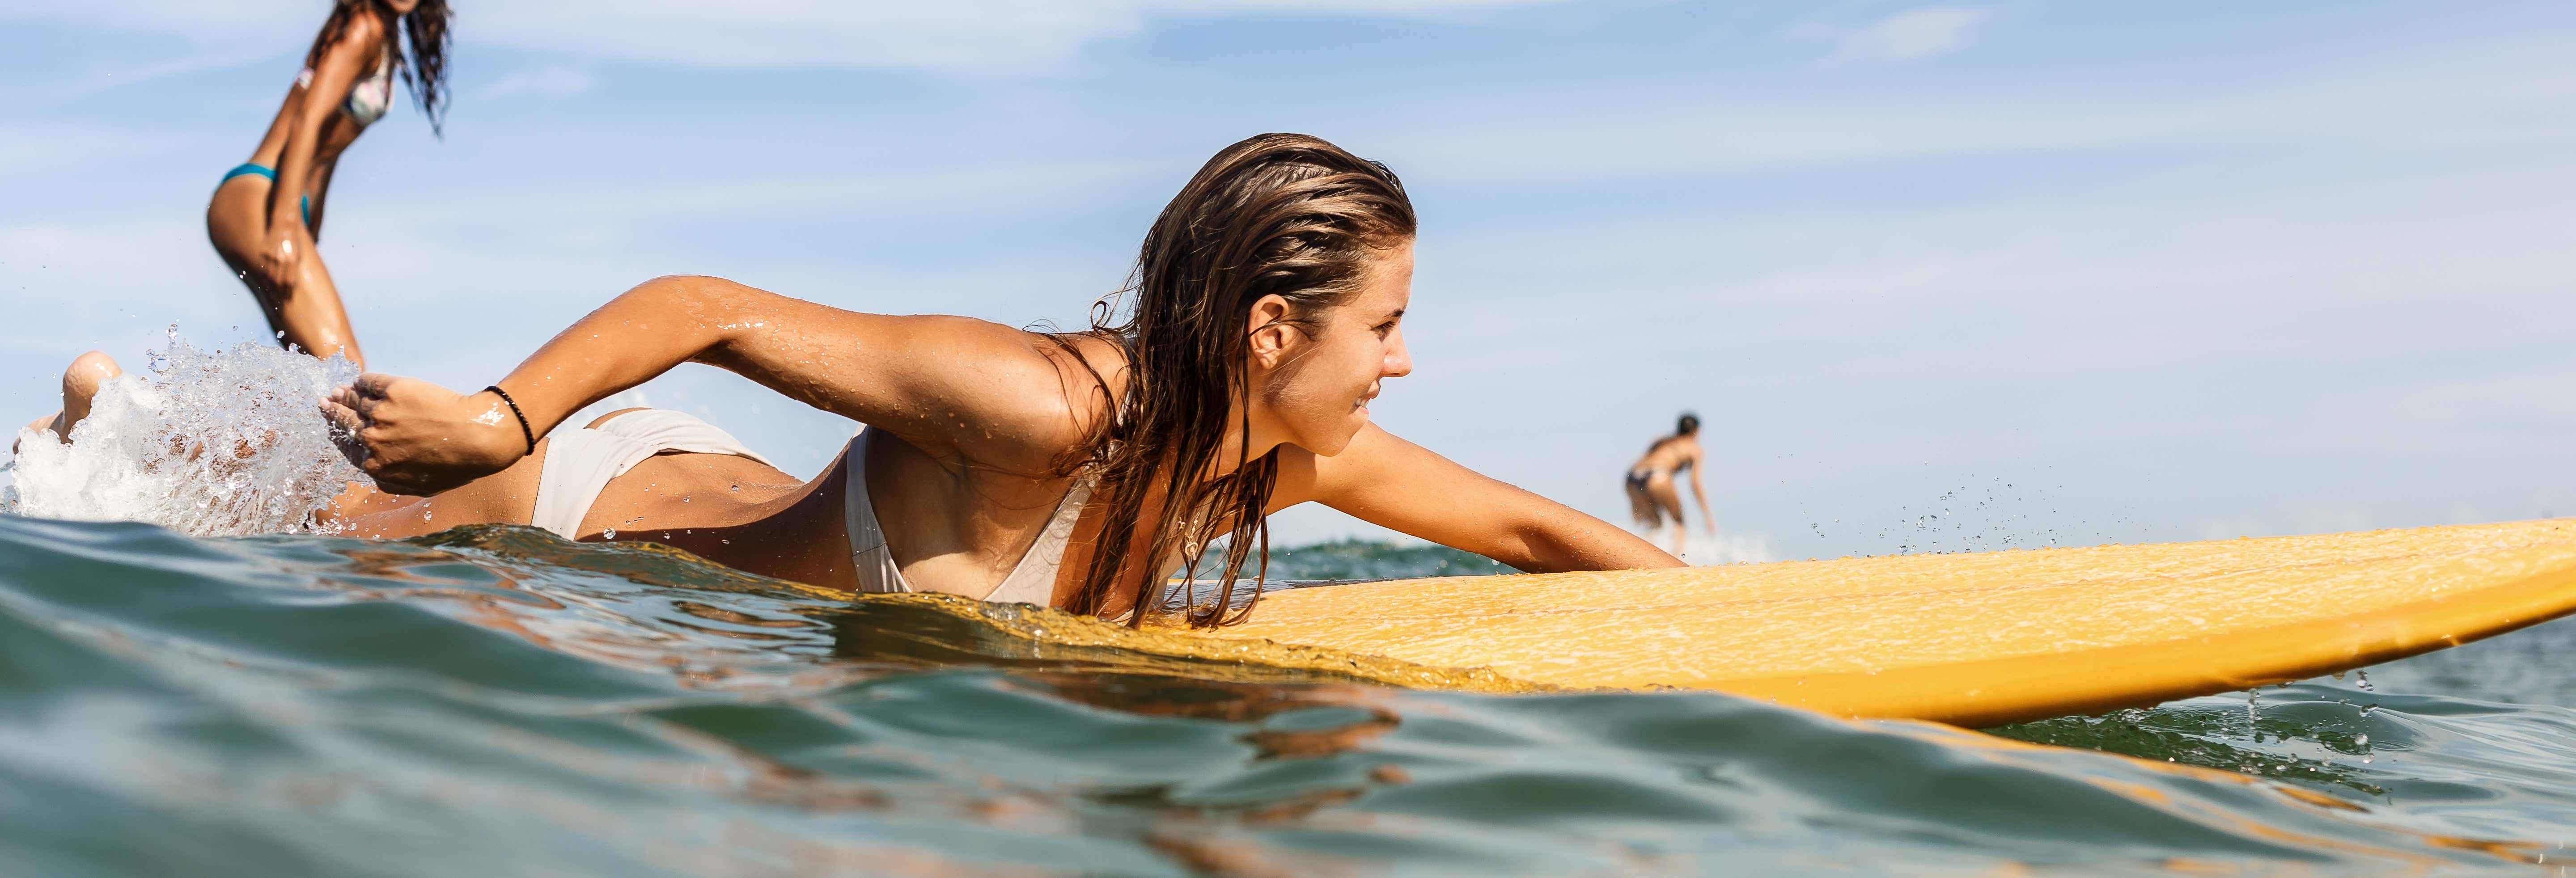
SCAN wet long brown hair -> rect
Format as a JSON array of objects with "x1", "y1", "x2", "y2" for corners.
[
  {"x1": 304, "y1": 0, "x2": 453, "y2": 135},
  {"x1": 1057, "y1": 134, "x2": 1417, "y2": 628}
]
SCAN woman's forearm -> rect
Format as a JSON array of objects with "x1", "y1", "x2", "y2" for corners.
[
  {"x1": 338, "y1": 274, "x2": 1059, "y2": 495},
  {"x1": 271, "y1": 124, "x2": 320, "y2": 231},
  {"x1": 276, "y1": 67, "x2": 348, "y2": 231},
  {"x1": 491, "y1": 275, "x2": 743, "y2": 438},
  {"x1": 1300, "y1": 426, "x2": 1686, "y2": 573},
  {"x1": 331, "y1": 276, "x2": 839, "y2": 496},
  {"x1": 1498, "y1": 504, "x2": 1683, "y2": 573}
]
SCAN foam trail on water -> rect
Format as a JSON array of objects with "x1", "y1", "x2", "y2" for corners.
[{"x1": 4, "y1": 333, "x2": 363, "y2": 536}]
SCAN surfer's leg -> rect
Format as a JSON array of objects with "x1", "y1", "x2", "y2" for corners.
[
  {"x1": 207, "y1": 174, "x2": 362, "y2": 367},
  {"x1": 1647, "y1": 477, "x2": 1688, "y2": 554},
  {"x1": 1625, "y1": 477, "x2": 1661, "y2": 528},
  {"x1": 275, "y1": 245, "x2": 362, "y2": 367},
  {"x1": 208, "y1": 174, "x2": 291, "y2": 341}
]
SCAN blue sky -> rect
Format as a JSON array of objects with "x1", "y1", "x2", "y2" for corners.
[{"x1": 4, "y1": 1, "x2": 2572, "y2": 561}]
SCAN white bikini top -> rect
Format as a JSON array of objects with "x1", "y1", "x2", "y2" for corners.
[
  {"x1": 297, "y1": 52, "x2": 396, "y2": 128},
  {"x1": 842, "y1": 427, "x2": 1095, "y2": 606}
]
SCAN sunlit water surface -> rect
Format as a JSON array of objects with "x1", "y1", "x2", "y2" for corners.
[
  {"x1": 4, "y1": 339, "x2": 2574, "y2": 875},
  {"x1": 0, "y1": 518, "x2": 2572, "y2": 876}
]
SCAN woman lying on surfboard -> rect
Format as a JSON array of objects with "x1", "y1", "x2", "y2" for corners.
[{"x1": 289, "y1": 134, "x2": 1676, "y2": 624}]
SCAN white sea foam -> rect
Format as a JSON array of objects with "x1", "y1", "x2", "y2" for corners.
[
  {"x1": 3, "y1": 333, "x2": 364, "y2": 536},
  {"x1": 1665, "y1": 529, "x2": 1778, "y2": 566}
]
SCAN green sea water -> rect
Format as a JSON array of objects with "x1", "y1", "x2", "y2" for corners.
[
  {"x1": 1193, "y1": 537, "x2": 1519, "y2": 583},
  {"x1": 3, "y1": 515, "x2": 2573, "y2": 876}
]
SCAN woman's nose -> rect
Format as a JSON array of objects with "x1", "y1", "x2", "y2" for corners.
[{"x1": 1384, "y1": 328, "x2": 1413, "y2": 377}]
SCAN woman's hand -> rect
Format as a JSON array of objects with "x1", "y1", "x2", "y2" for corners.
[
  {"x1": 324, "y1": 375, "x2": 530, "y2": 496},
  {"x1": 250, "y1": 222, "x2": 308, "y2": 292}
]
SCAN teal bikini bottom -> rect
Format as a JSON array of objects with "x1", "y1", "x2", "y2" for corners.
[{"x1": 220, "y1": 164, "x2": 310, "y2": 226}]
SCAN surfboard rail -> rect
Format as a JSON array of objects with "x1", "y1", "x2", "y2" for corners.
[{"x1": 1197, "y1": 519, "x2": 2576, "y2": 726}]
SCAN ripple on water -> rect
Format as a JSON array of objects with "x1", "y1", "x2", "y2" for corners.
[{"x1": 0, "y1": 515, "x2": 2571, "y2": 875}]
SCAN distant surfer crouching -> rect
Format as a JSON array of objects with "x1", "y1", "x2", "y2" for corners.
[{"x1": 1624, "y1": 413, "x2": 1714, "y2": 555}]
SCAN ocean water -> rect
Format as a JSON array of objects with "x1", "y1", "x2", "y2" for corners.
[
  {"x1": 1, "y1": 517, "x2": 2572, "y2": 876},
  {"x1": 7, "y1": 342, "x2": 2576, "y2": 875}
]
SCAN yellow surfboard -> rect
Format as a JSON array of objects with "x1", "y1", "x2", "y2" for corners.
[{"x1": 1189, "y1": 519, "x2": 2576, "y2": 726}]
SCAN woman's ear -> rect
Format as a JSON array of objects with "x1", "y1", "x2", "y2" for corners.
[{"x1": 1246, "y1": 294, "x2": 1296, "y2": 368}]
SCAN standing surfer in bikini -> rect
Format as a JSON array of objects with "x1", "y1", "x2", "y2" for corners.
[
  {"x1": 311, "y1": 134, "x2": 1681, "y2": 625},
  {"x1": 206, "y1": 0, "x2": 451, "y2": 367},
  {"x1": 1624, "y1": 413, "x2": 1714, "y2": 556}
]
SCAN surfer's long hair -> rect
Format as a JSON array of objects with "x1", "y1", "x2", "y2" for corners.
[
  {"x1": 303, "y1": 0, "x2": 453, "y2": 135},
  {"x1": 1054, "y1": 133, "x2": 1416, "y2": 628}
]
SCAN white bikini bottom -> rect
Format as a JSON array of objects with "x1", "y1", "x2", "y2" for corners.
[{"x1": 529, "y1": 409, "x2": 772, "y2": 540}]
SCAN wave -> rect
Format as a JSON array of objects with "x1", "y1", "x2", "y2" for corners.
[{"x1": 1, "y1": 515, "x2": 2569, "y2": 874}]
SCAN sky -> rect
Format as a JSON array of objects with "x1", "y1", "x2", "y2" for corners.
[{"x1": 3, "y1": 1, "x2": 2572, "y2": 562}]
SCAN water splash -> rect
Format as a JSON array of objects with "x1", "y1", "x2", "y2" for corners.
[{"x1": 3, "y1": 332, "x2": 361, "y2": 536}]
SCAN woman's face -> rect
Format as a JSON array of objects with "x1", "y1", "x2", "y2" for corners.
[
  {"x1": 1245, "y1": 240, "x2": 1415, "y2": 457},
  {"x1": 383, "y1": 0, "x2": 422, "y2": 14}
]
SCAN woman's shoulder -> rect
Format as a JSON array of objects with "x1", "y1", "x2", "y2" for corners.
[
  {"x1": 305, "y1": 7, "x2": 391, "y2": 75},
  {"x1": 325, "y1": 6, "x2": 390, "y2": 49},
  {"x1": 1044, "y1": 331, "x2": 1131, "y2": 398},
  {"x1": 917, "y1": 327, "x2": 1128, "y2": 476}
]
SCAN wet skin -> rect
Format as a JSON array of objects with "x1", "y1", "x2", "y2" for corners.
[
  {"x1": 324, "y1": 241, "x2": 1678, "y2": 612},
  {"x1": 205, "y1": 1, "x2": 423, "y2": 366}
]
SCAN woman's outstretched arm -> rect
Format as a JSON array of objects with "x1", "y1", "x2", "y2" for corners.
[
  {"x1": 330, "y1": 275, "x2": 1090, "y2": 495},
  {"x1": 1272, "y1": 424, "x2": 1682, "y2": 572}
]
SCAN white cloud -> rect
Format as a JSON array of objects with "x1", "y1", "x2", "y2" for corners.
[
  {"x1": 1787, "y1": 6, "x2": 1994, "y2": 65},
  {"x1": 5, "y1": 0, "x2": 1568, "y2": 72}
]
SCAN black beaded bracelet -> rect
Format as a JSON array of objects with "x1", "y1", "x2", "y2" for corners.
[{"x1": 485, "y1": 385, "x2": 537, "y2": 456}]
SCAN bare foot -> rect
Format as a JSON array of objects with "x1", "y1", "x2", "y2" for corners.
[
  {"x1": 17, "y1": 352, "x2": 123, "y2": 452},
  {"x1": 61, "y1": 351, "x2": 120, "y2": 429}
]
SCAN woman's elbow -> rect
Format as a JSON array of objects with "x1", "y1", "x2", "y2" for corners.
[
  {"x1": 1523, "y1": 518, "x2": 1680, "y2": 572},
  {"x1": 614, "y1": 275, "x2": 764, "y2": 320}
]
